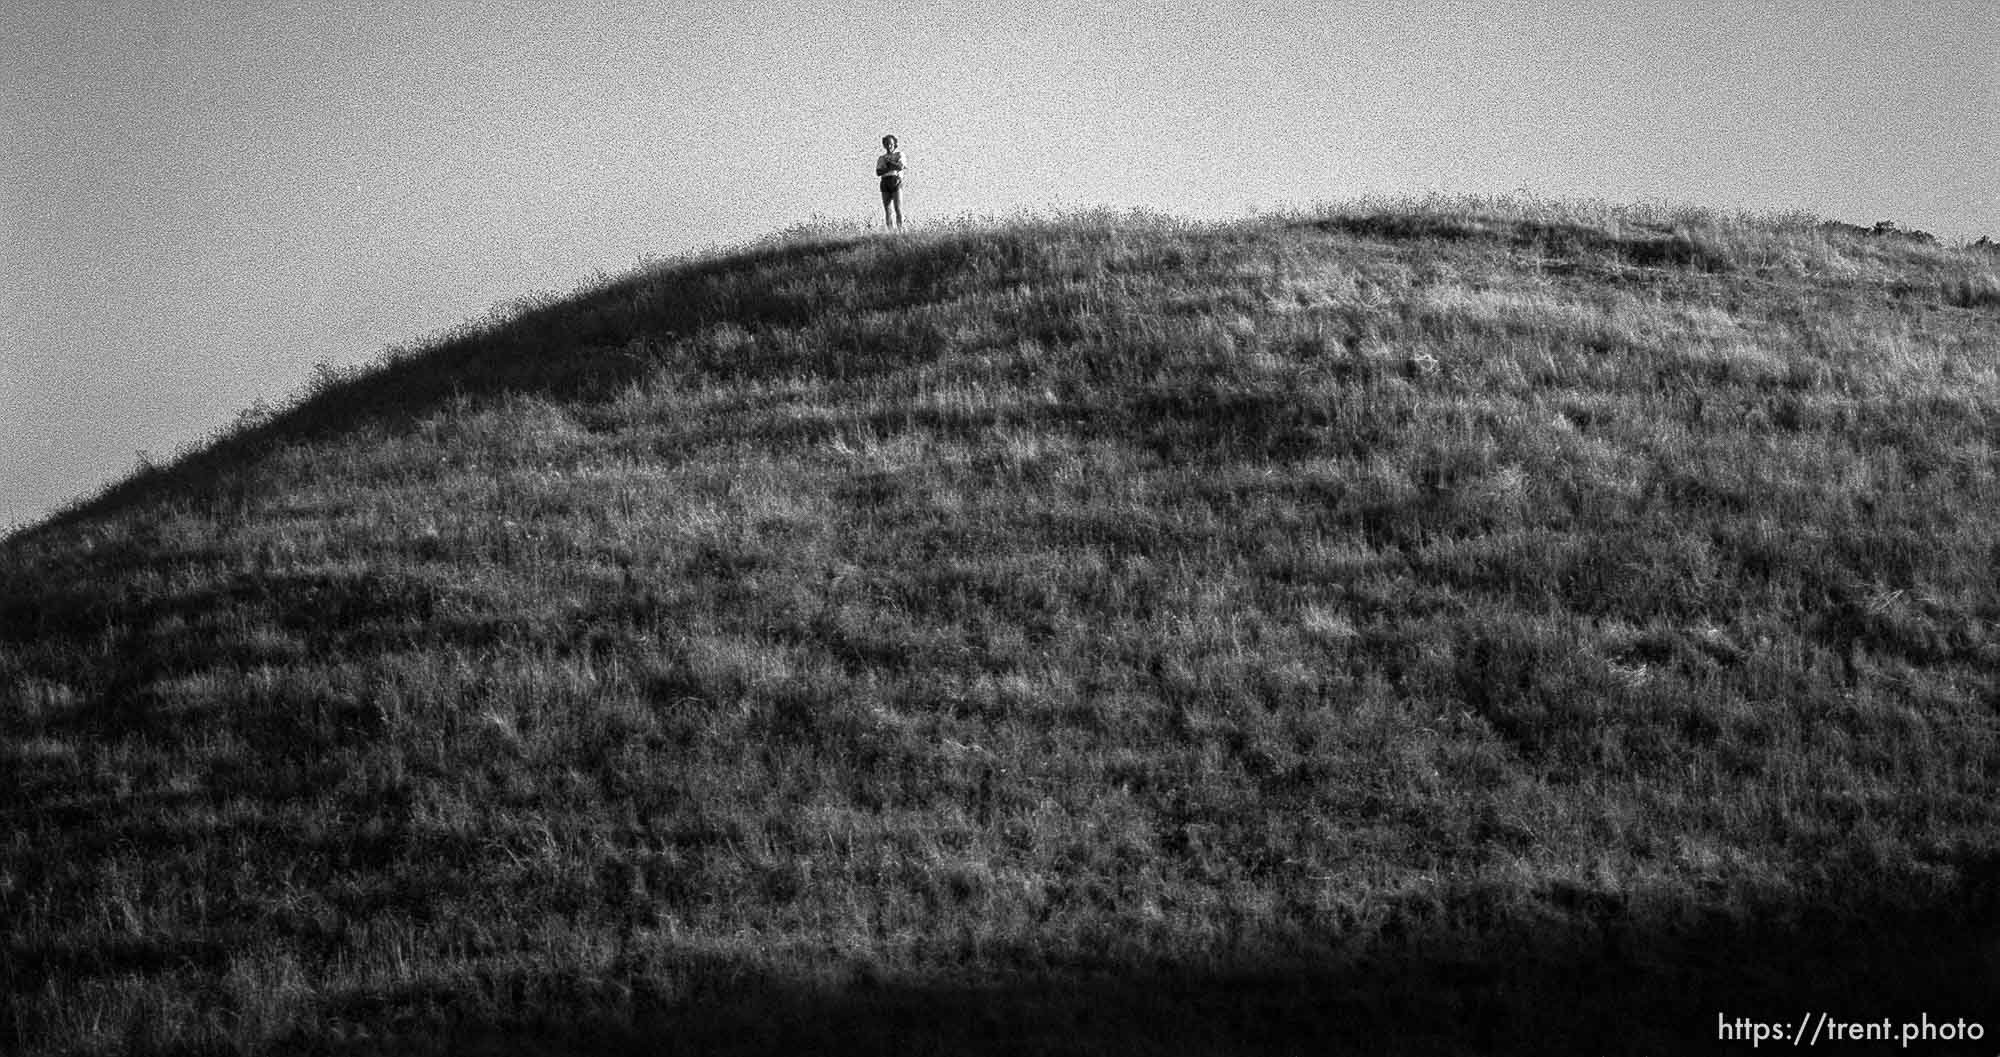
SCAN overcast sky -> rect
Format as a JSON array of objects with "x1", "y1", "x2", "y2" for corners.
[{"x1": 5, "y1": 0, "x2": 1995, "y2": 531}]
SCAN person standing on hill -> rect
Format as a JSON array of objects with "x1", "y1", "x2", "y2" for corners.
[{"x1": 877, "y1": 134, "x2": 905, "y2": 229}]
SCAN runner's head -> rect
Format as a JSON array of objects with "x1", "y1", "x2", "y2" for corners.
[{"x1": 882, "y1": 134, "x2": 898, "y2": 151}]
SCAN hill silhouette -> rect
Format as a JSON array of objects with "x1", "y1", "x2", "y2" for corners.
[{"x1": 3, "y1": 198, "x2": 1998, "y2": 1055}]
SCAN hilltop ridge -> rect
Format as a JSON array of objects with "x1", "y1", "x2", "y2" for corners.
[
  {"x1": 4, "y1": 197, "x2": 1997, "y2": 1055},
  {"x1": 15, "y1": 198, "x2": 1997, "y2": 541}
]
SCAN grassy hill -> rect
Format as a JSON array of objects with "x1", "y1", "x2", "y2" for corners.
[{"x1": 4, "y1": 197, "x2": 1998, "y2": 1055}]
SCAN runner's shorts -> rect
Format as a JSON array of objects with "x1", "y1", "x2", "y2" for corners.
[{"x1": 880, "y1": 174, "x2": 902, "y2": 194}]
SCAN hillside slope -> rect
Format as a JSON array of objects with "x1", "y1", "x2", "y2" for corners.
[{"x1": 4, "y1": 199, "x2": 1999, "y2": 1055}]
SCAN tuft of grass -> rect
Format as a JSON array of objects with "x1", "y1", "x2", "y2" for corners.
[{"x1": 4, "y1": 195, "x2": 1998, "y2": 1054}]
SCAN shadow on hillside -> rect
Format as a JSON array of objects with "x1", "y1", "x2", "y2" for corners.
[
  {"x1": 1305, "y1": 214, "x2": 1734, "y2": 274},
  {"x1": 4, "y1": 791, "x2": 1992, "y2": 1057},
  {"x1": 216, "y1": 871, "x2": 1997, "y2": 1057}
]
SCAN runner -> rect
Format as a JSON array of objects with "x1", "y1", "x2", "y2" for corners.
[{"x1": 876, "y1": 135, "x2": 905, "y2": 229}]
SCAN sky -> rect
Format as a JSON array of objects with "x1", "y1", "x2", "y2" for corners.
[{"x1": 4, "y1": 0, "x2": 1996, "y2": 531}]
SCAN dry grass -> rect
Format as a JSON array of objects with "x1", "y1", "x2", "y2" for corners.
[{"x1": 4, "y1": 195, "x2": 1997, "y2": 1055}]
